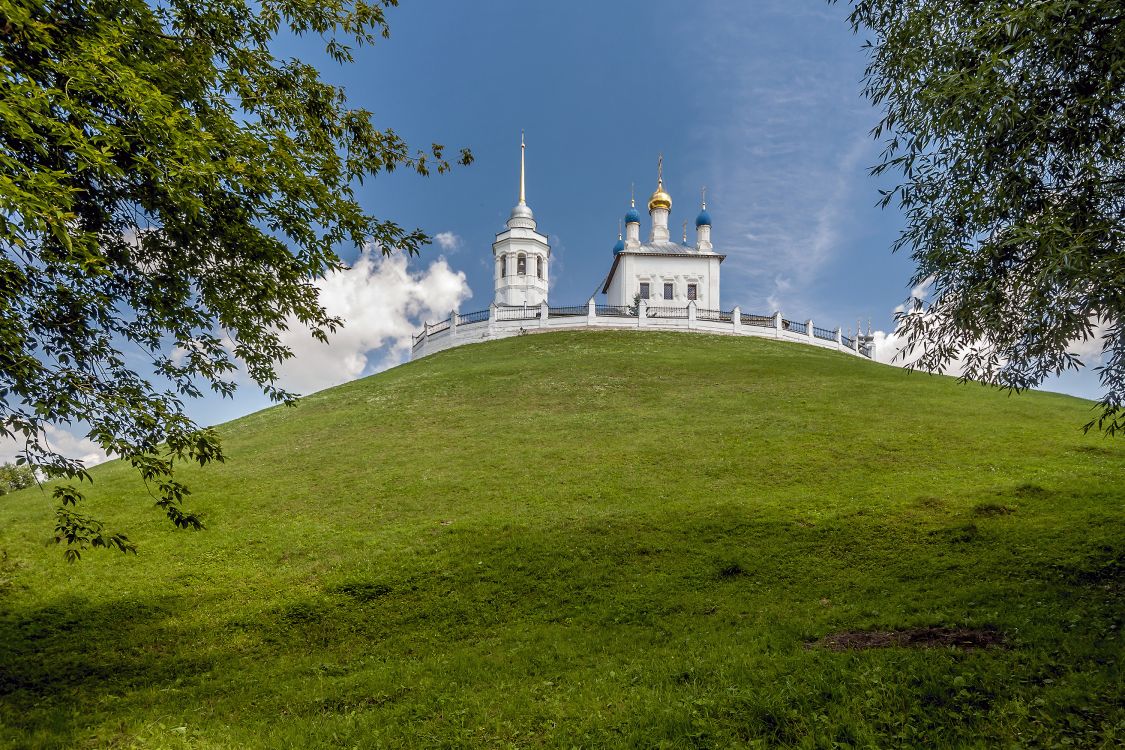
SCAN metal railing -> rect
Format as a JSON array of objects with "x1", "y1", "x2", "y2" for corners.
[
  {"x1": 548, "y1": 305, "x2": 587, "y2": 317},
  {"x1": 410, "y1": 303, "x2": 874, "y2": 359},
  {"x1": 696, "y1": 308, "x2": 727, "y2": 322},
  {"x1": 495, "y1": 306, "x2": 540, "y2": 321},
  {"x1": 647, "y1": 306, "x2": 689, "y2": 319},
  {"x1": 741, "y1": 313, "x2": 773, "y2": 328},
  {"x1": 813, "y1": 326, "x2": 837, "y2": 341},
  {"x1": 458, "y1": 309, "x2": 489, "y2": 325},
  {"x1": 596, "y1": 305, "x2": 634, "y2": 317}
]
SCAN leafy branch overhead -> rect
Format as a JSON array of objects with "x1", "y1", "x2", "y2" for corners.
[
  {"x1": 836, "y1": 0, "x2": 1124, "y2": 434},
  {"x1": 0, "y1": 0, "x2": 471, "y2": 558}
]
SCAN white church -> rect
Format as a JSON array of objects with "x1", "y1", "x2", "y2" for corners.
[{"x1": 412, "y1": 140, "x2": 873, "y2": 360}]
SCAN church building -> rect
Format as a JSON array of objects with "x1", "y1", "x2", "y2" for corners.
[
  {"x1": 488, "y1": 140, "x2": 721, "y2": 310},
  {"x1": 601, "y1": 159, "x2": 724, "y2": 309}
]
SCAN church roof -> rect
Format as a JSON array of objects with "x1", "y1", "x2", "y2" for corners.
[{"x1": 599, "y1": 243, "x2": 725, "y2": 293}]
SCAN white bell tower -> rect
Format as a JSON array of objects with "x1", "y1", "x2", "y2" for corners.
[{"x1": 493, "y1": 134, "x2": 550, "y2": 307}]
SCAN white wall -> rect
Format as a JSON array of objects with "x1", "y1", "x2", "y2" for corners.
[
  {"x1": 493, "y1": 226, "x2": 549, "y2": 306},
  {"x1": 605, "y1": 253, "x2": 719, "y2": 309},
  {"x1": 412, "y1": 305, "x2": 873, "y2": 361}
]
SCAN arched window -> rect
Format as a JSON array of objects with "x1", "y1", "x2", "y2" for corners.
[
  {"x1": 500, "y1": 255, "x2": 507, "y2": 277},
  {"x1": 536, "y1": 256, "x2": 543, "y2": 279},
  {"x1": 517, "y1": 254, "x2": 526, "y2": 275}
]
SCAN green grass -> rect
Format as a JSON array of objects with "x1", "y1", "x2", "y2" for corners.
[{"x1": 1, "y1": 330, "x2": 1122, "y2": 748}]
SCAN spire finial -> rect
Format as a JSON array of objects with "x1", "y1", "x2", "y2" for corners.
[
  {"x1": 519, "y1": 131, "x2": 526, "y2": 205},
  {"x1": 657, "y1": 153, "x2": 664, "y2": 187},
  {"x1": 702, "y1": 185, "x2": 707, "y2": 210},
  {"x1": 630, "y1": 182, "x2": 635, "y2": 208},
  {"x1": 682, "y1": 220, "x2": 688, "y2": 243}
]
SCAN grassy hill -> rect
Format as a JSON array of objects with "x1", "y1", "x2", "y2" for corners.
[{"x1": 0, "y1": 330, "x2": 1122, "y2": 748}]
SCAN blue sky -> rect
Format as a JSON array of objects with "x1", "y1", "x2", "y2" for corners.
[
  {"x1": 1, "y1": 0, "x2": 1108, "y2": 464},
  {"x1": 201, "y1": 0, "x2": 1108, "y2": 424}
]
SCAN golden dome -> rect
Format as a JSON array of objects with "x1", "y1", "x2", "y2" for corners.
[{"x1": 648, "y1": 179, "x2": 672, "y2": 212}]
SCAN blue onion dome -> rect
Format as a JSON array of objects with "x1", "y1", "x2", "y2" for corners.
[
  {"x1": 625, "y1": 206, "x2": 641, "y2": 224},
  {"x1": 696, "y1": 208, "x2": 712, "y2": 227},
  {"x1": 613, "y1": 237, "x2": 625, "y2": 255}
]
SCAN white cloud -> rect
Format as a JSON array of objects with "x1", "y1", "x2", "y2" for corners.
[
  {"x1": 274, "y1": 248, "x2": 472, "y2": 393},
  {"x1": 433, "y1": 232, "x2": 462, "y2": 252},
  {"x1": 1066, "y1": 317, "x2": 1112, "y2": 364},
  {"x1": 0, "y1": 423, "x2": 108, "y2": 468}
]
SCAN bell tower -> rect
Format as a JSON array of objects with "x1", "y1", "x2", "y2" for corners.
[{"x1": 493, "y1": 133, "x2": 550, "y2": 306}]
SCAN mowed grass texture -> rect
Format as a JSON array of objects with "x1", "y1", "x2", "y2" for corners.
[{"x1": 0, "y1": 330, "x2": 1122, "y2": 748}]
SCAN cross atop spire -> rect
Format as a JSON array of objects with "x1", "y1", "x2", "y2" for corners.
[
  {"x1": 631, "y1": 182, "x2": 635, "y2": 208},
  {"x1": 657, "y1": 153, "x2": 664, "y2": 188},
  {"x1": 701, "y1": 185, "x2": 707, "y2": 209}
]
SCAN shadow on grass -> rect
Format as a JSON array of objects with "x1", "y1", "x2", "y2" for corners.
[{"x1": 0, "y1": 508, "x2": 1121, "y2": 747}]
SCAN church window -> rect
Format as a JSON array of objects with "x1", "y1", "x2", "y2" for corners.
[
  {"x1": 517, "y1": 254, "x2": 526, "y2": 275},
  {"x1": 639, "y1": 282, "x2": 650, "y2": 300},
  {"x1": 663, "y1": 282, "x2": 674, "y2": 300},
  {"x1": 536, "y1": 256, "x2": 543, "y2": 279},
  {"x1": 687, "y1": 283, "x2": 698, "y2": 301},
  {"x1": 501, "y1": 255, "x2": 507, "y2": 277}
]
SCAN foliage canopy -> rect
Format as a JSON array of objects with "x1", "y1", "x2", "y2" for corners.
[
  {"x1": 0, "y1": 0, "x2": 470, "y2": 558},
  {"x1": 838, "y1": 0, "x2": 1124, "y2": 434},
  {"x1": 0, "y1": 461, "x2": 34, "y2": 495}
]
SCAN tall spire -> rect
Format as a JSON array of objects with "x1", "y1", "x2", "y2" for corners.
[{"x1": 519, "y1": 131, "x2": 526, "y2": 206}]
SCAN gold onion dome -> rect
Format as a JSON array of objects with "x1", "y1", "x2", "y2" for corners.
[{"x1": 648, "y1": 179, "x2": 672, "y2": 212}]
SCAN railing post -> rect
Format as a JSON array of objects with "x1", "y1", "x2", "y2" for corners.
[
  {"x1": 688, "y1": 300, "x2": 697, "y2": 329},
  {"x1": 540, "y1": 301, "x2": 549, "y2": 328},
  {"x1": 488, "y1": 302, "x2": 497, "y2": 335},
  {"x1": 638, "y1": 299, "x2": 648, "y2": 328},
  {"x1": 774, "y1": 311, "x2": 783, "y2": 338},
  {"x1": 806, "y1": 319, "x2": 814, "y2": 342},
  {"x1": 587, "y1": 298, "x2": 596, "y2": 326},
  {"x1": 835, "y1": 327, "x2": 843, "y2": 350},
  {"x1": 450, "y1": 309, "x2": 458, "y2": 339},
  {"x1": 732, "y1": 306, "x2": 741, "y2": 335},
  {"x1": 853, "y1": 331, "x2": 861, "y2": 353}
]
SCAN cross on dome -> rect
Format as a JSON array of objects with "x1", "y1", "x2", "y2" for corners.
[{"x1": 648, "y1": 154, "x2": 672, "y2": 212}]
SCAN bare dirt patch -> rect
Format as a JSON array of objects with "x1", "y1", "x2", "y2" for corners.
[{"x1": 811, "y1": 627, "x2": 1005, "y2": 651}]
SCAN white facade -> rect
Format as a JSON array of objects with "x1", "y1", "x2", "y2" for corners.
[
  {"x1": 493, "y1": 136, "x2": 550, "y2": 307},
  {"x1": 602, "y1": 163, "x2": 723, "y2": 308},
  {"x1": 603, "y1": 250, "x2": 721, "y2": 308}
]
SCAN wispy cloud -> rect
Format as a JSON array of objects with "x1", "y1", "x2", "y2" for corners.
[{"x1": 692, "y1": 0, "x2": 877, "y2": 316}]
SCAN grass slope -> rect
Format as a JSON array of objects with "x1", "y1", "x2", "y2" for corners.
[{"x1": 0, "y1": 330, "x2": 1122, "y2": 748}]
